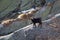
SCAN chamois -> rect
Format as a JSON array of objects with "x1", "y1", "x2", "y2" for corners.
[{"x1": 31, "y1": 17, "x2": 42, "y2": 27}]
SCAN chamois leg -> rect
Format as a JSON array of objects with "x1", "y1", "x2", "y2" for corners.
[
  {"x1": 33, "y1": 23, "x2": 36, "y2": 27},
  {"x1": 38, "y1": 22, "x2": 42, "y2": 28}
]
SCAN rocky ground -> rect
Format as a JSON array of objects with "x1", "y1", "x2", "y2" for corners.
[
  {"x1": 0, "y1": 0, "x2": 60, "y2": 40},
  {"x1": 0, "y1": 14, "x2": 60, "y2": 40}
]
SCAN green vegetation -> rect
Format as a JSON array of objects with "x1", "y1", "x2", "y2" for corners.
[{"x1": 0, "y1": 0, "x2": 21, "y2": 18}]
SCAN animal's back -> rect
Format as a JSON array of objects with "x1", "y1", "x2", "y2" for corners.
[{"x1": 31, "y1": 18, "x2": 41, "y2": 23}]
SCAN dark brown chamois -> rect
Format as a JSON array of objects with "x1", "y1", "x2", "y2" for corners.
[{"x1": 31, "y1": 17, "x2": 42, "y2": 27}]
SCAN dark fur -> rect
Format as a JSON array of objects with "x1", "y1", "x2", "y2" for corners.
[{"x1": 31, "y1": 17, "x2": 42, "y2": 27}]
